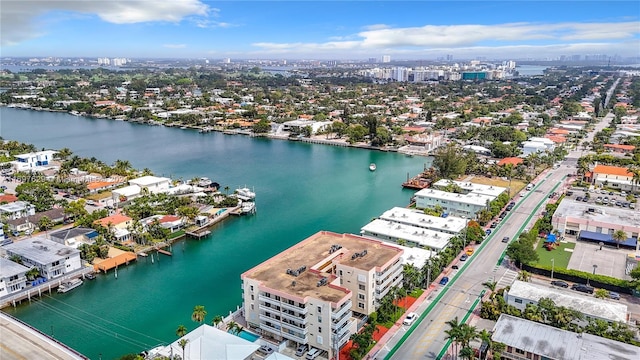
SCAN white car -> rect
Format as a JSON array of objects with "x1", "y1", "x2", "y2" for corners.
[{"x1": 403, "y1": 312, "x2": 418, "y2": 326}]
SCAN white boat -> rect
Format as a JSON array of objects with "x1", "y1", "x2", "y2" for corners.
[
  {"x1": 180, "y1": 126, "x2": 188, "y2": 130},
  {"x1": 57, "y1": 279, "x2": 83, "y2": 293},
  {"x1": 197, "y1": 177, "x2": 213, "y2": 187},
  {"x1": 369, "y1": 163, "x2": 377, "y2": 171},
  {"x1": 241, "y1": 201, "x2": 256, "y2": 214},
  {"x1": 235, "y1": 187, "x2": 256, "y2": 200}
]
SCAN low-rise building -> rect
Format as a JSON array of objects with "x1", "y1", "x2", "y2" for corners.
[
  {"x1": 241, "y1": 231, "x2": 403, "y2": 359},
  {"x1": 5, "y1": 208, "x2": 65, "y2": 233},
  {"x1": 93, "y1": 213, "x2": 133, "y2": 242},
  {"x1": 0, "y1": 201, "x2": 35, "y2": 220},
  {"x1": 552, "y1": 200, "x2": 640, "y2": 243},
  {"x1": 360, "y1": 219, "x2": 453, "y2": 252},
  {"x1": 492, "y1": 314, "x2": 640, "y2": 360},
  {"x1": 414, "y1": 188, "x2": 493, "y2": 219},
  {"x1": 10, "y1": 150, "x2": 57, "y2": 172},
  {"x1": 3, "y1": 237, "x2": 82, "y2": 280},
  {"x1": 377, "y1": 207, "x2": 467, "y2": 235},
  {"x1": 590, "y1": 165, "x2": 633, "y2": 191},
  {"x1": 128, "y1": 175, "x2": 171, "y2": 194},
  {"x1": 432, "y1": 179, "x2": 507, "y2": 198},
  {"x1": 505, "y1": 281, "x2": 628, "y2": 324},
  {"x1": 48, "y1": 227, "x2": 99, "y2": 248},
  {"x1": 0, "y1": 257, "x2": 30, "y2": 298}
]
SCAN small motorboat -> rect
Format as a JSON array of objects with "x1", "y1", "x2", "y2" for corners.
[{"x1": 369, "y1": 163, "x2": 377, "y2": 171}]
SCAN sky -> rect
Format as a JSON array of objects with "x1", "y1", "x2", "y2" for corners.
[{"x1": 0, "y1": 0, "x2": 639, "y2": 60}]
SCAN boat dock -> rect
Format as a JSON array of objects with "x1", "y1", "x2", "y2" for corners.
[
  {"x1": 402, "y1": 167, "x2": 437, "y2": 190},
  {"x1": 186, "y1": 228, "x2": 211, "y2": 239},
  {"x1": 93, "y1": 249, "x2": 137, "y2": 273},
  {"x1": 157, "y1": 248, "x2": 172, "y2": 256}
]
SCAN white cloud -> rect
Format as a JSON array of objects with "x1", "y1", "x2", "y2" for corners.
[
  {"x1": 251, "y1": 21, "x2": 640, "y2": 57},
  {"x1": 1, "y1": 0, "x2": 210, "y2": 46},
  {"x1": 163, "y1": 44, "x2": 187, "y2": 49}
]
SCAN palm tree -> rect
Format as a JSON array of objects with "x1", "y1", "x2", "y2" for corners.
[
  {"x1": 482, "y1": 280, "x2": 497, "y2": 293},
  {"x1": 612, "y1": 230, "x2": 627, "y2": 249},
  {"x1": 211, "y1": 315, "x2": 224, "y2": 329},
  {"x1": 176, "y1": 324, "x2": 187, "y2": 338},
  {"x1": 517, "y1": 270, "x2": 531, "y2": 282},
  {"x1": 178, "y1": 338, "x2": 189, "y2": 360},
  {"x1": 226, "y1": 320, "x2": 239, "y2": 334},
  {"x1": 445, "y1": 317, "x2": 462, "y2": 359},
  {"x1": 458, "y1": 323, "x2": 478, "y2": 349},
  {"x1": 191, "y1": 305, "x2": 207, "y2": 324},
  {"x1": 459, "y1": 346, "x2": 474, "y2": 360}
]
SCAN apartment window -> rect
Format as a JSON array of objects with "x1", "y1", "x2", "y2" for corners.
[
  {"x1": 251, "y1": 294, "x2": 254, "y2": 300},
  {"x1": 318, "y1": 327, "x2": 322, "y2": 333},
  {"x1": 358, "y1": 302, "x2": 364, "y2": 309},
  {"x1": 318, "y1": 316, "x2": 322, "y2": 323},
  {"x1": 515, "y1": 348, "x2": 525, "y2": 355},
  {"x1": 339, "y1": 270, "x2": 343, "y2": 276},
  {"x1": 317, "y1": 306, "x2": 322, "y2": 313},
  {"x1": 358, "y1": 293, "x2": 365, "y2": 300},
  {"x1": 250, "y1": 285, "x2": 253, "y2": 291},
  {"x1": 359, "y1": 284, "x2": 365, "y2": 290},
  {"x1": 317, "y1": 336, "x2": 323, "y2": 345},
  {"x1": 275, "y1": 295, "x2": 280, "y2": 301},
  {"x1": 250, "y1": 304, "x2": 254, "y2": 310},
  {"x1": 514, "y1": 298, "x2": 523, "y2": 304}
]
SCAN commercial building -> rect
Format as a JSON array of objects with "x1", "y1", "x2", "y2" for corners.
[
  {"x1": 505, "y1": 281, "x2": 628, "y2": 324},
  {"x1": 3, "y1": 237, "x2": 82, "y2": 280},
  {"x1": 0, "y1": 257, "x2": 30, "y2": 298},
  {"x1": 590, "y1": 165, "x2": 633, "y2": 191},
  {"x1": 552, "y1": 200, "x2": 640, "y2": 240},
  {"x1": 241, "y1": 231, "x2": 403, "y2": 359},
  {"x1": 492, "y1": 314, "x2": 640, "y2": 360}
]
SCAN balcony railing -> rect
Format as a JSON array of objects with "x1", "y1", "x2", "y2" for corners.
[
  {"x1": 260, "y1": 323, "x2": 307, "y2": 343},
  {"x1": 331, "y1": 301, "x2": 352, "y2": 321}
]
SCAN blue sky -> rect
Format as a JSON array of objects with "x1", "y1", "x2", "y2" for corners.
[{"x1": 1, "y1": 1, "x2": 639, "y2": 59}]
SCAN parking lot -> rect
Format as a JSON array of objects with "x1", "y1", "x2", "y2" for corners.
[
  {"x1": 567, "y1": 239, "x2": 630, "y2": 279},
  {"x1": 565, "y1": 188, "x2": 638, "y2": 210}
]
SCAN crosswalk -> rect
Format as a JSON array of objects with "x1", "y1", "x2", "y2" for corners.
[{"x1": 496, "y1": 268, "x2": 518, "y2": 289}]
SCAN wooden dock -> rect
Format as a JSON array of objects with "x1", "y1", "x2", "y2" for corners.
[
  {"x1": 186, "y1": 229, "x2": 211, "y2": 239},
  {"x1": 402, "y1": 167, "x2": 437, "y2": 190},
  {"x1": 157, "y1": 248, "x2": 172, "y2": 256},
  {"x1": 93, "y1": 251, "x2": 137, "y2": 273}
]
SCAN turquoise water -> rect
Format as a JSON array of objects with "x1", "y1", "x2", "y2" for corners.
[
  {"x1": 236, "y1": 329, "x2": 260, "y2": 342},
  {"x1": 0, "y1": 107, "x2": 427, "y2": 359}
]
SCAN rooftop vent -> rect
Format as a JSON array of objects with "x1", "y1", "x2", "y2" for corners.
[
  {"x1": 317, "y1": 277, "x2": 328, "y2": 287},
  {"x1": 329, "y1": 244, "x2": 343, "y2": 254},
  {"x1": 286, "y1": 265, "x2": 307, "y2": 277}
]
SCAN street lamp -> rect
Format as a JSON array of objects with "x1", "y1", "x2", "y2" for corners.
[
  {"x1": 592, "y1": 264, "x2": 598, "y2": 275},
  {"x1": 550, "y1": 258, "x2": 555, "y2": 279}
]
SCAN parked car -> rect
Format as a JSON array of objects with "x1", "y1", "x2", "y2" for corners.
[
  {"x1": 502, "y1": 236, "x2": 510, "y2": 243},
  {"x1": 576, "y1": 196, "x2": 583, "y2": 202},
  {"x1": 306, "y1": 348, "x2": 321, "y2": 360},
  {"x1": 609, "y1": 291, "x2": 621, "y2": 300},
  {"x1": 258, "y1": 345, "x2": 275, "y2": 356},
  {"x1": 295, "y1": 344, "x2": 309, "y2": 357},
  {"x1": 582, "y1": 197, "x2": 588, "y2": 202},
  {"x1": 566, "y1": 191, "x2": 574, "y2": 196},
  {"x1": 571, "y1": 284, "x2": 594, "y2": 294},
  {"x1": 490, "y1": 222, "x2": 498, "y2": 228},
  {"x1": 465, "y1": 248, "x2": 474, "y2": 256},
  {"x1": 439, "y1": 276, "x2": 450, "y2": 285},
  {"x1": 460, "y1": 254, "x2": 468, "y2": 261},
  {"x1": 485, "y1": 229, "x2": 492, "y2": 235},
  {"x1": 403, "y1": 312, "x2": 418, "y2": 326},
  {"x1": 451, "y1": 264, "x2": 459, "y2": 270},
  {"x1": 551, "y1": 280, "x2": 569, "y2": 288}
]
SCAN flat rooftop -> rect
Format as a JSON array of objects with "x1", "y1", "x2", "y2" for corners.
[
  {"x1": 4, "y1": 236, "x2": 79, "y2": 266},
  {"x1": 242, "y1": 231, "x2": 402, "y2": 303},
  {"x1": 492, "y1": 314, "x2": 640, "y2": 360},
  {"x1": 0, "y1": 257, "x2": 31, "y2": 278},
  {"x1": 415, "y1": 188, "x2": 494, "y2": 206},
  {"x1": 433, "y1": 179, "x2": 507, "y2": 198},
  {"x1": 554, "y1": 200, "x2": 640, "y2": 228},
  {"x1": 507, "y1": 280, "x2": 627, "y2": 323},
  {"x1": 378, "y1": 207, "x2": 466, "y2": 233},
  {"x1": 361, "y1": 219, "x2": 452, "y2": 250}
]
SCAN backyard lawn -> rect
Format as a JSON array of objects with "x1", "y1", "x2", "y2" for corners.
[
  {"x1": 534, "y1": 240, "x2": 575, "y2": 269},
  {"x1": 466, "y1": 176, "x2": 526, "y2": 197}
]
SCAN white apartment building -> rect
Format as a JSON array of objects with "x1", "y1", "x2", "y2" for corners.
[
  {"x1": 3, "y1": 237, "x2": 82, "y2": 280},
  {"x1": 377, "y1": 207, "x2": 467, "y2": 235},
  {"x1": 360, "y1": 219, "x2": 453, "y2": 252},
  {"x1": 432, "y1": 180, "x2": 507, "y2": 198},
  {"x1": 10, "y1": 150, "x2": 57, "y2": 171},
  {"x1": 414, "y1": 188, "x2": 493, "y2": 219},
  {"x1": 0, "y1": 257, "x2": 30, "y2": 298},
  {"x1": 241, "y1": 231, "x2": 403, "y2": 359},
  {"x1": 0, "y1": 201, "x2": 36, "y2": 220}
]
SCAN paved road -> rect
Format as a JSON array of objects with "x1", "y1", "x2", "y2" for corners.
[{"x1": 384, "y1": 110, "x2": 615, "y2": 360}]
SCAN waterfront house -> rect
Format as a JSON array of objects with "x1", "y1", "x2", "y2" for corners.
[
  {"x1": 93, "y1": 213, "x2": 133, "y2": 242},
  {"x1": 87, "y1": 180, "x2": 122, "y2": 194},
  {"x1": 48, "y1": 227, "x2": 99, "y2": 248},
  {"x1": 0, "y1": 257, "x2": 30, "y2": 298},
  {"x1": 140, "y1": 215, "x2": 184, "y2": 233},
  {"x1": 3, "y1": 237, "x2": 82, "y2": 280},
  {"x1": 0, "y1": 201, "x2": 36, "y2": 221},
  {"x1": 128, "y1": 175, "x2": 171, "y2": 195},
  {"x1": 491, "y1": 314, "x2": 640, "y2": 360},
  {"x1": 10, "y1": 150, "x2": 57, "y2": 172},
  {"x1": 241, "y1": 231, "x2": 403, "y2": 359}
]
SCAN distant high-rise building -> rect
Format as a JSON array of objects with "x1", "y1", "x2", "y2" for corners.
[
  {"x1": 446, "y1": 54, "x2": 453, "y2": 62},
  {"x1": 392, "y1": 67, "x2": 408, "y2": 82},
  {"x1": 382, "y1": 55, "x2": 391, "y2": 63},
  {"x1": 368, "y1": 57, "x2": 377, "y2": 63},
  {"x1": 97, "y1": 57, "x2": 110, "y2": 65},
  {"x1": 223, "y1": 58, "x2": 231, "y2": 64}
]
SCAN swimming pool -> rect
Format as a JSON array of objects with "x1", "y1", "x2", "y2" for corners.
[{"x1": 235, "y1": 329, "x2": 260, "y2": 342}]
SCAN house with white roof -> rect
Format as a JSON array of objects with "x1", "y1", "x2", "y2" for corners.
[
  {"x1": 0, "y1": 201, "x2": 36, "y2": 220},
  {"x1": 521, "y1": 141, "x2": 549, "y2": 156},
  {"x1": 3, "y1": 237, "x2": 82, "y2": 280},
  {"x1": 505, "y1": 280, "x2": 628, "y2": 324},
  {"x1": 0, "y1": 257, "x2": 30, "y2": 298},
  {"x1": 10, "y1": 150, "x2": 57, "y2": 172},
  {"x1": 377, "y1": 207, "x2": 467, "y2": 235},
  {"x1": 128, "y1": 176, "x2": 171, "y2": 194},
  {"x1": 432, "y1": 179, "x2": 507, "y2": 198}
]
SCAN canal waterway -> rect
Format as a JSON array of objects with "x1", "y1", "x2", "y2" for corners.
[{"x1": 0, "y1": 107, "x2": 428, "y2": 359}]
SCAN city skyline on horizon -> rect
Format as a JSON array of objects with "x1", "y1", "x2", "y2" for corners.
[{"x1": 1, "y1": 1, "x2": 639, "y2": 60}]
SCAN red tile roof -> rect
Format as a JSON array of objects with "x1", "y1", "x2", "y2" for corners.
[
  {"x1": 592, "y1": 165, "x2": 632, "y2": 177},
  {"x1": 0, "y1": 194, "x2": 18, "y2": 203},
  {"x1": 93, "y1": 213, "x2": 132, "y2": 227},
  {"x1": 160, "y1": 215, "x2": 181, "y2": 223},
  {"x1": 604, "y1": 144, "x2": 635, "y2": 151},
  {"x1": 497, "y1": 157, "x2": 524, "y2": 166}
]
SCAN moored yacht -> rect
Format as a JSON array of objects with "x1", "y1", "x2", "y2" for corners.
[{"x1": 57, "y1": 278, "x2": 83, "y2": 293}]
